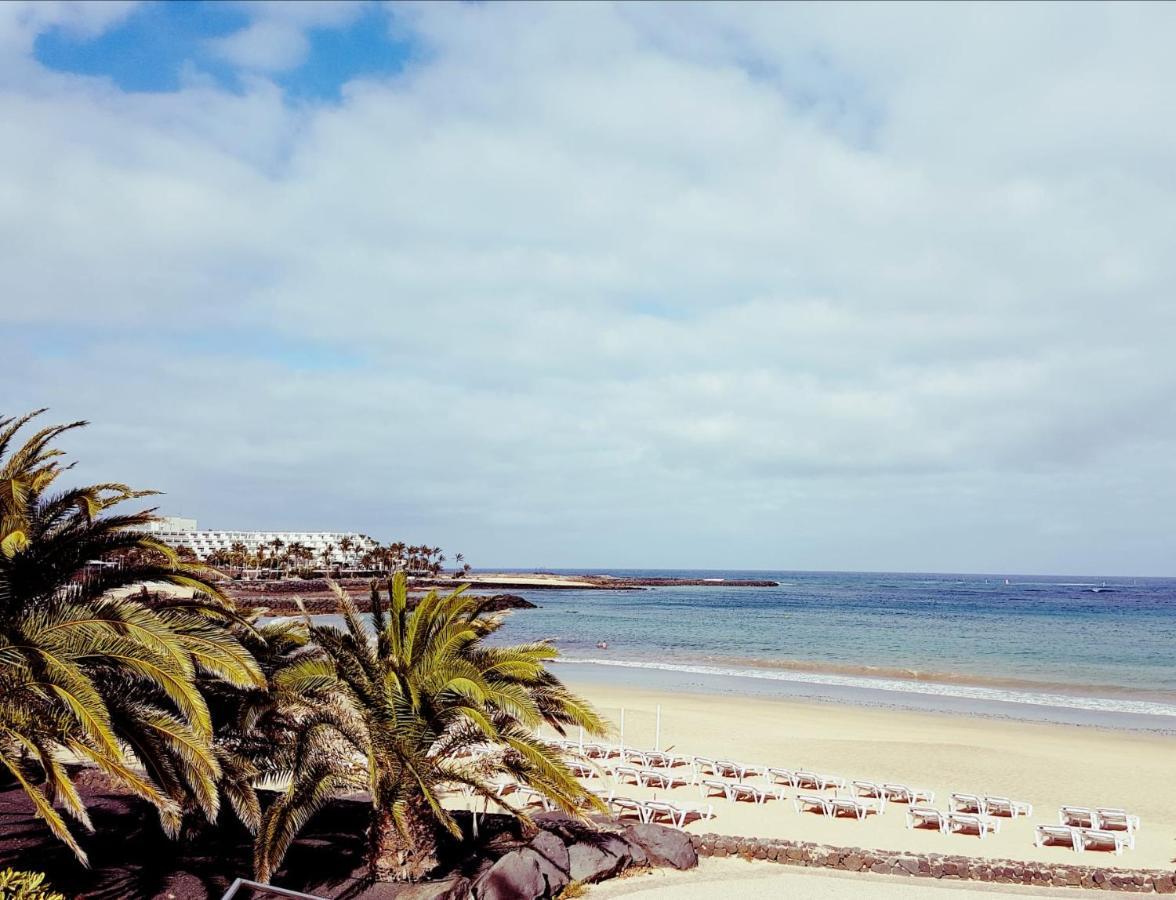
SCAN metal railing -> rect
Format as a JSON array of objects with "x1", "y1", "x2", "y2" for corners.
[{"x1": 221, "y1": 878, "x2": 329, "y2": 900}]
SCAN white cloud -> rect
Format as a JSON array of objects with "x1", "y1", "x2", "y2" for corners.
[
  {"x1": 206, "y1": 1, "x2": 367, "y2": 72},
  {"x1": 3, "y1": 2, "x2": 1176, "y2": 572},
  {"x1": 207, "y1": 19, "x2": 311, "y2": 73}
]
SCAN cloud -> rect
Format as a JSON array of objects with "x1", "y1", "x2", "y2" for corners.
[
  {"x1": 206, "y1": 1, "x2": 367, "y2": 72},
  {"x1": 3, "y1": 3, "x2": 1176, "y2": 572}
]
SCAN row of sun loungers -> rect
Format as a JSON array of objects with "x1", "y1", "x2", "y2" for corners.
[
  {"x1": 609, "y1": 765, "x2": 691, "y2": 789},
  {"x1": 698, "y1": 778, "x2": 785, "y2": 804},
  {"x1": 556, "y1": 741, "x2": 689, "y2": 770},
  {"x1": 1036, "y1": 824, "x2": 1134, "y2": 855},
  {"x1": 550, "y1": 740, "x2": 1142, "y2": 856},
  {"x1": 608, "y1": 796, "x2": 715, "y2": 827},
  {"x1": 906, "y1": 807, "x2": 1004, "y2": 838},
  {"x1": 1059, "y1": 806, "x2": 1140, "y2": 834},
  {"x1": 950, "y1": 793, "x2": 1033, "y2": 818},
  {"x1": 796, "y1": 794, "x2": 881, "y2": 820}
]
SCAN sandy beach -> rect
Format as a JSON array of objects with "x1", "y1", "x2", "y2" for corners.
[{"x1": 542, "y1": 681, "x2": 1176, "y2": 874}]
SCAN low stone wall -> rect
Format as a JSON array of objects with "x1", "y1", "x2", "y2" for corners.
[{"x1": 689, "y1": 833, "x2": 1176, "y2": 893}]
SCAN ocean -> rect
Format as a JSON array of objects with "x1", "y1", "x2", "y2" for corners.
[{"x1": 480, "y1": 569, "x2": 1176, "y2": 731}]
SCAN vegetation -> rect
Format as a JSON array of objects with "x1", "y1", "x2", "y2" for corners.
[
  {"x1": 0, "y1": 869, "x2": 66, "y2": 900},
  {"x1": 0, "y1": 411, "x2": 263, "y2": 864},
  {"x1": 254, "y1": 574, "x2": 607, "y2": 882},
  {"x1": 205, "y1": 538, "x2": 470, "y2": 579},
  {"x1": 0, "y1": 408, "x2": 607, "y2": 889}
]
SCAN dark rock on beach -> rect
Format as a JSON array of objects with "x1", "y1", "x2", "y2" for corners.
[
  {"x1": 566, "y1": 832, "x2": 633, "y2": 883},
  {"x1": 624, "y1": 822, "x2": 698, "y2": 870},
  {"x1": 472, "y1": 848, "x2": 555, "y2": 900}
]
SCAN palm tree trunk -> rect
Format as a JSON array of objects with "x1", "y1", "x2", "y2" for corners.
[{"x1": 369, "y1": 796, "x2": 439, "y2": 882}]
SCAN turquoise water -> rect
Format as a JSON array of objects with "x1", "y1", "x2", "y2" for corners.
[{"x1": 481, "y1": 570, "x2": 1176, "y2": 728}]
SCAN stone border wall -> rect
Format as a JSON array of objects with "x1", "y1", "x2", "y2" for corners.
[{"x1": 689, "y1": 833, "x2": 1176, "y2": 893}]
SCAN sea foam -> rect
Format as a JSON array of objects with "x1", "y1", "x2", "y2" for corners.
[{"x1": 556, "y1": 656, "x2": 1176, "y2": 719}]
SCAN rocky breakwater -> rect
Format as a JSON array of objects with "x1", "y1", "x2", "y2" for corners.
[
  {"x1": 690, "y1": 833, "x2": 1176, "y2": 893},
  {"x1": 226, "y1": 578, "x2": 535, "y2": 616}
]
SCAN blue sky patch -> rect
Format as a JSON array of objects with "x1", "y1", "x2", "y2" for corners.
[{"x1": 34, "y1": 1, "x2": 418, "y2": 100}]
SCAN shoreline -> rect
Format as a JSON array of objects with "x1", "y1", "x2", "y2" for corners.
[
  {"x1": 551, "y1": 679, "x2": 1176, "y2": 871},
  {"x1": 549, "y1": 658, "x2": 1176, "y2": 733}
]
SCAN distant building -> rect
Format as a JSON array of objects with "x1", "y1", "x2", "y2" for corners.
[{"x1": 135, "y1": 518, "x2": 377, "y2": 563}]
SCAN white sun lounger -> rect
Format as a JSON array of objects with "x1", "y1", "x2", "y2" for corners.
[
  {"x1": 725, "y1": 782, "x2": 781, "y2": 804},
  {"x1": 852, "y1": 780, "x2": 884, "y2": 799},
  {"x1": 950, "y1": 793, "x2": 986, "y2": 814},
  {"x1": 691, "y1": 756, "x2": 718, "y2": 777},
  {"x1": 827, "y1": 797, "x2": 874, "y2": 820},
  {"x1": 984, "y1": 796, "x2": 1032, "y2": 818},
  {"x1": 608, "y1": 796, "x2": 649, "y2": 822},
  {"x1": 713, "y1": 759, "x2": 751, "y2": 779},
  {"x1": 641, "y1": 800, "x2": 684, "y2": 827},
  {"x1": 698, "y1": 778, "x2": 732, "y2": 800},
  {"x1": 610, "y1": 765, "x2": 643, "y2": 786},
  {"x1": 642, "y1": 750, "x2": 685, "y2": 769},
  {"x1": 513, "y1": 785, "x2": 555, "y2": 810},
  {"x1": 946, "y1": 813, "x2": 1000, "y2": 839},
  {"x1": 794, "y1": 793, "x2": 830, "y2": 816},
  {"x1": 567, "y1": 760, "x2": 600, "y2": 779},
  {"x1": 1078, "y1": 828, "x2": 1133, "y2": 854},
  {"x1": 641, "y1": 799, "x2": 715, "y2": 827},
  {"x1": 882, "y1": 783, "x2": 934, "y2": 804},
  {"x1": 1035, "y1": 824, "x2": 1080, "y2": 851},
  {"x1": 906, "y1": 807, "x2": 948, "y2": 832},
  {"x1": 793, "y1": 771, "x2": 845, "y2": 790},
  {"x1": 638, "y1": 768, "x2": 690, "y2": 789},
  {"x1": 1059, "y1": 806, "x2": 1096, "y2": 827},
  {"x1": 623, "y1": 748, "x2": 650, "y2": 767},
  {"x1": 767, "y1": 768, "x2": 797, "y2": 787},
  {"x1": 1095, "y1": 808, "x2": 1140, "y2": 834}
]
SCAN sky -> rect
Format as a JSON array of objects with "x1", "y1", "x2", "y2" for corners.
[{"x1": 3, "y1": 1, "x2": 1175, "y2": 575}]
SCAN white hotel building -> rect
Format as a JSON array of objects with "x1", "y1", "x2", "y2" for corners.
[{"x1": 136, "y1": 517, "x2": 378, "y2": 563}]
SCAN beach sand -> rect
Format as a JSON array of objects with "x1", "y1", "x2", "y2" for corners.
[{"x1": 544, "y1": 681, "x2": 1176, "y2": 873}]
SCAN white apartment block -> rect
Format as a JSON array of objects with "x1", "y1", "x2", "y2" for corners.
[{"x1": 136, "y1": 517, "x2": 378, "y2": 563}]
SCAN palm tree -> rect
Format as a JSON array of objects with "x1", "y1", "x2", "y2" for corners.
[
  {"x1": 202, "y1": 614, "x2": 362, "y2": 837},
  {"x1": 268, "y1": 538, "x2": 285, "y2": 573},
  {"x1": 0, "y1": 410, "x2": 264, "y2": 864},
  {"x1": 255, "y1": 573, "x2": 607, "y2": 883},
  {"x1": 389, "y1": 542, "x2": 406, "y2": 572},
  {"x1": 338, "y1": 536, "x2": 354, "y2": 572},
  {"x1": 286, "y1": 542, "x2": 310, "y2": 575},
  {"x1": 230, "y1": 541, "x2": 249, "y2": 574}
]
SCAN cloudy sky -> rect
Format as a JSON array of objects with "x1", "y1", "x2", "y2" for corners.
[{"x1": 4, "y1": 2, "x2": 1175, "y2": 574}]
